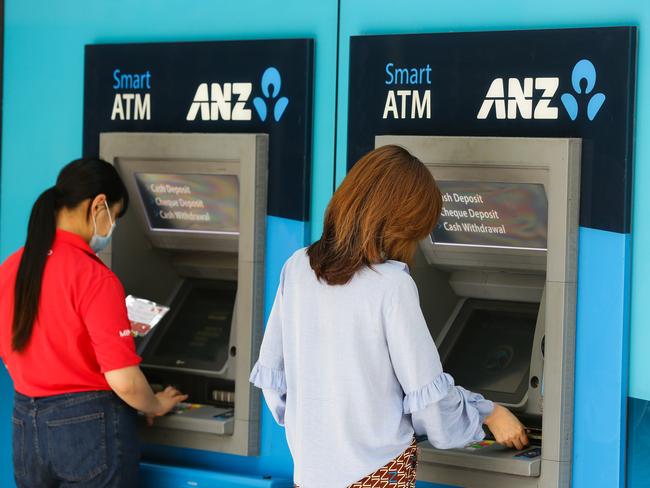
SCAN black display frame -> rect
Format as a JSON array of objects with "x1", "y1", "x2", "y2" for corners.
[
  {"x1": 438, "y1": 298, "x2": 539, "y2": 406},
  {"x1": 83, "y1": 39, "x2": 314, "y2": 223},
  {"x1": 347, "y1": 28, "x2": 637, "y2": 234},
  {"x1": 134, "y1": 171, "x2": 241, "y2": 235},
  {"x1": 141, "y1": 278, "x2": 237, "y2": 375}
]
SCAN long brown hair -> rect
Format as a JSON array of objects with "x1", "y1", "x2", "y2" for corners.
[{"x1": 308, "y1": 145, "x2": 442, "y2": 285}]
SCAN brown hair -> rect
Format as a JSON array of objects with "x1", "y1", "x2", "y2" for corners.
[{"x1": 308, "y1": 145, "x2": 442, "y2": 285}]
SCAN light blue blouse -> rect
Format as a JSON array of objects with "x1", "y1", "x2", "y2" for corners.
[{"x1": 250, "y1": 249, "x2": 494, "y2": 487}]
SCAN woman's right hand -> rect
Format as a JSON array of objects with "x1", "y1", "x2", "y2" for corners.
[
  {"x1": 147, "y1": 386, "x2": 188, "y2": 426},
  {"x1": 484, "y1": 404, "x2": 529, "y2": 450},
  {"x1": 105, "y1": 366, "x2": 188, "y2": 424}
]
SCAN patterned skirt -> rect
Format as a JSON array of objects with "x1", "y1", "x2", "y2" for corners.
[
  {"x1": 295, "y1": 438, "x2": 418, "y2": 488},
  {"x1": 349, "y1": 439, "x2": 418, "y2": 488}
]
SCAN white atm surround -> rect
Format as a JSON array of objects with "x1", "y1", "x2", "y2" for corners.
[{"x1": 375, "y1": 136, "x2": 581, "y2": 488}]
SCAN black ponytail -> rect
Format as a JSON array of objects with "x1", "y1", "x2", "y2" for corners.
[{"x1": 12, "y1": 158, "x2": 129, "y2": 352}]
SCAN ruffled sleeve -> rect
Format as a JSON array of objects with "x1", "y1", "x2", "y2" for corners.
[
  {"x1": 249, "y1": 262, "x2": 288, "y2": 426},
  {"x1": 409, "y1": 374, "x2": 495, "y2": 449},
  {"x1": 403, "y1": 372, "x2": 454, "y2": 414},
  {"x1": 249, "y1": 362, "x2": 286, "y2": 394},
  {"x1": 250, "y1": 362, "x2": 287, "y2": 426},
  {"x1": 383, "y1": 272, "x2": 494, "y2": 449}
]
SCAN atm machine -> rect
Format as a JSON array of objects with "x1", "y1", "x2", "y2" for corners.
[
  {"x1": 375, "y1": 136, "x2": 581, "y2": 488},
  {"x1": 99, "y1": 132, "x2": 268, "y2": 456}
]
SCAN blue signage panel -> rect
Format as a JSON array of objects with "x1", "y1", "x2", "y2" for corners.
[
  {"x1": 347, "y1": 28, "x2": 637, "y2": 233},
  {"x1": 84, "y1": 39, "x2": 314, "y2": 222}
]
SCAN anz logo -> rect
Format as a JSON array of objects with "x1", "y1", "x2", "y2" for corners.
[
  {"x1": 477, "y1": 77, "x2": 558, "y2": 120},
  {"x1": 560, "y1": 59, "x2": 606, "y2": 121},
  {"x1": 186, "y1": 82, "x2": 252, "y2": 121},
  {"x1": 187, "y1": 67, "x2": 289, "y2": 122},
  {"x1": 477, "y1": 59, "x2": 606, "y2": 122}
]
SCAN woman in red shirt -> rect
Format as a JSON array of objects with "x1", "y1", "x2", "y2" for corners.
[{"x1": 0, "y1": 158, "x2": 187, "y2": 488}]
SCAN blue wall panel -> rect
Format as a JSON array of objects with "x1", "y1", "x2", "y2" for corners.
[
  {"x1": 334, "y1": 2, "x2": 645, "y2": 487},
  {"x1": 336, "y1": 0, "x2": 650, "y2": 488},
  {"x1": 573, "y1": 228, "x2": 630, "y2": 488},
  {"x1": 139, "y1": 462, "x2": 293, "y2": 488},
  {"x1": 1, "y1": 0, "x2": 338, "y2": 259}
]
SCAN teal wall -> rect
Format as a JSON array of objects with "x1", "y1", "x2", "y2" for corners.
[
  {"x1": 333, "y1": 1, "x2": 648, "y2": 487},
  {"x1": 334, "y1": 0, "x2": 650, "y2": 401},
  {"x1": 1, "y1": 1, "x2": 338, "y2": 486},
  {"x1": 3, "y1": 0, "x2": 650, "y2": 487},
  {"x1": 1, "y1": 0, "x2": 338, "y2": 257}
]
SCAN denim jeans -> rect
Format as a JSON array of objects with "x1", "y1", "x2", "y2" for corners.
[{"x1": 12, "y1": 390, "x2": 140, "y2": 488}]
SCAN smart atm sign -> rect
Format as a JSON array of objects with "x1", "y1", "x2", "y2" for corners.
[
  {"x1": 347, "y1": 28, "x2": 636, "y2": 235},
  {"x1": 382, "y1": 63, "x2": 432, "y2": 119},
  {"x1": 111, "y1": 69, "x2": 151, "y2": 120},
  {"x1": 83, "y1": 39, "x2": 314, "y2": 223}
]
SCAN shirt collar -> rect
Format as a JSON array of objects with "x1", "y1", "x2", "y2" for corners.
[
  {"x1": 53, "y1": 229, "x2": 96, "y2": 257},
  {"x1": 386, "y1": 259, "x2": 410, "y2": 273}
]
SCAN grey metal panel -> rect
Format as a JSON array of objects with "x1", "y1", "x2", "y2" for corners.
[
  {"x1": 376, "y1": 135, "x2": 580, "y2": 276},
  {"x1": 527, "y1": 288, "x2": 546, "y2": 418},
  {"x1": 138, "y1": 419, "x2": 253, "y2": 454},
  {"x1": 419, "y1": 442, "x2": 540, "y2": 477},
  {"x1": 541, "y1": 281, "x2": 577, "y2": 464},
  {"x1": 374, "y1": 136, "x2": 580, "y2": 488},
  {"x1": 152, "y1": 406, "x2": 234, "y2": 435},
  {"x1": 100, "y1": 132, "x2": 268, "y2": 456},
  {"x1": 539, "y1": 459, "x2": 571, "y2": 488},
  {"x1": 410, "y1": 248, "x2": 458, "y2": 342},
  {"x1": 417, "y1": 460, "x2": 540, "y2": 488}
]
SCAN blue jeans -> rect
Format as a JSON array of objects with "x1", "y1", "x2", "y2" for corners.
[{"x1": 12, "y1": 390, "x2": 140, "y2": 488}]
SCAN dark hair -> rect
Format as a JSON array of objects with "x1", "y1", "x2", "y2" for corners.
[
  {"x1": 307, "y1": 145, "x2": 442, "y2": 285},
  {"x1": 12, "y1": 158, "x2": 129, "y2": 352}
]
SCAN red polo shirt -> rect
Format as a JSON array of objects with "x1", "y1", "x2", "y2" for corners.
[{"x1": 0, "y1": 229, "x2": 141, "y2": 397}]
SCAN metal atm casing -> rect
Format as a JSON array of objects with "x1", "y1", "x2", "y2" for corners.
[
  {"x1": 375, "y1": 136, "x2": 581, "y2": 488},
  {"x1": 99, "y1": 132, "x2": 268, "y2": 456}
]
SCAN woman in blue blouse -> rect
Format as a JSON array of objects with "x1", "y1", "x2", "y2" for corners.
[{"x1": 250, "y1": 145, "x2": 528, "y2": 487}]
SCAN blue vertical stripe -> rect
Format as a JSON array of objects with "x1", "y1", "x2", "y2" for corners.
[{"x1": 573, "y1": 228, "x2": 630, "y2": 488}]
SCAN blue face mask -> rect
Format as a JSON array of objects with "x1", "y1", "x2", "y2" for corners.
[{"x1": 89, "y1": 201, "x2": 116, "y2": 253}]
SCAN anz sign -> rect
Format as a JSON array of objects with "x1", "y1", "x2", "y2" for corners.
[
  {"x1": 186, "y1": 67, "x2": 289, "y2": 123},
  {"x1": 477, "y1": 59, "x2": 606, "y2": 122}
]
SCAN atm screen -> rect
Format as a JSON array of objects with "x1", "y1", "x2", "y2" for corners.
[
  {"x1": 134, "y1": 172, "x2": 239, "y2": 234},
  {"x1": 440, "y1": 299, "x2": 538, "y2": 405},
  {"x1": 432, "y1": 181, "x2": 547, "y2": 250},
  {"x1": 143, "y1": 279, "x2": 235, "y2": 373}
]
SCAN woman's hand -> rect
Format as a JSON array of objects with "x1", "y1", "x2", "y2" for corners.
[
  {"x1": 146, "y1": 386, "x2": 188, "y2": 426},
  {"x1": 105, "y1": 367, "x2": 188, "y2": 424},
  {"x1": 484, "y1": 404, "x2": 529, "y2": 450}
]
